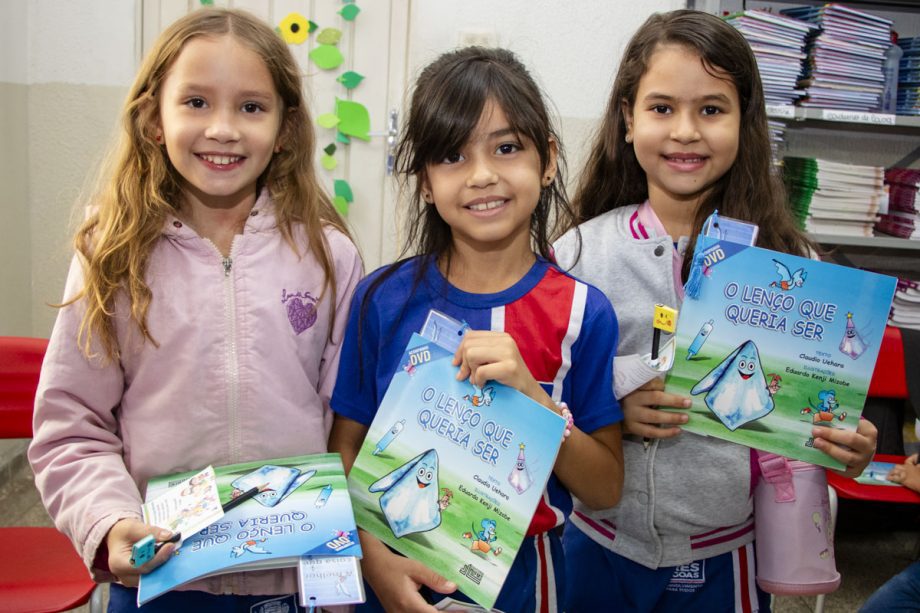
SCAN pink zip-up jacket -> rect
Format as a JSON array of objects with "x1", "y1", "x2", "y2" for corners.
[{"x1": 28, "y1": 191, "x2": 363, "y2": 596}]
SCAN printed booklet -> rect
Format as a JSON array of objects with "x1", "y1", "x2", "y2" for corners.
[
  {"x1": 348, "y1": 332, "x2": 566, "y2": 610},
  {"x1": 664, "y1": 234, "x2": 896, "y2": 469},
  {"x1": 138, "y1": 454, "x2": 363, "y2": 606},
  {"x1": 854, "y1": 461, "x2": 899, "y2": 486}
]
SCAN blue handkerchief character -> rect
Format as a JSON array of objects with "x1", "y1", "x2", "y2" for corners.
[
  {"x1": 691, "y1": 340, "x2": 774, "y2": 431},
  {"x1": 369, "y1": 449, "x2": 441, "y2": 538}
]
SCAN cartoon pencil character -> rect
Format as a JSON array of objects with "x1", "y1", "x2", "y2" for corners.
[
  {"x1": 838, "y1": 312, "x2": 868, "y2": 360},
  {"x1": 801, "y1": 389, "x2": 847, "y2": 425},
  {"x1": 314, "y1": 484, "x2": 333, "y2": 508},
  {"x1": 368, "y1": 449, "x2": 441, "y2": 538},
  {"x1": 769, "y1": 259, "x2": 806, "y2": 291},
  {"x1": 373, "y1": 419, "x2": 406, "y2": 455},
  {"x1": 464, "y1": 386, "x2": 495, "y2": 407},
  {"x1": 686, "y1": 319, "x2": 714, "y2": 360},
  {"x1": 690, "y1": 340, "x2": 774, "y2": 430},
  {"x1": 507, "y1": 443, "x2": 533, "y2": 494},
  {"x1": 462, "y1": 519, "x2": 503, "y2": 556}
]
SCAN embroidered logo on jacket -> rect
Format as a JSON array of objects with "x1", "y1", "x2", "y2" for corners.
[{"x1": 282, "y1": 289, "x2": 318, "y2": 334}]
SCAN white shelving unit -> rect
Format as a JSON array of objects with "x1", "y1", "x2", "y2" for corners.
[{"x1": 691, "y1": 0, "x2": 920, "y2": 277}]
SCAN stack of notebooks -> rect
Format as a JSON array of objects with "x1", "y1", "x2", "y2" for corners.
[
  {"x1": 876, "y1": 168, "x2": 920, "y2": 240},
  {"x1": 891, "y1": 278, "x2": 920, "y2": 331},
  {"x1": 781, "y1": 3, "x2": 892, "y2": 111},
  {"x1": 784, "y1": 157, "x2": 888, "y2": 236},
  {"x1": 898, "y1": 37, "x2": 920, "y2": 116},
  {"x1": 724, "y1": 11, "x2": 815, "y2": 167},
  {"x1": 724, "y1": 11, "x2": 816, "y2": 106}
]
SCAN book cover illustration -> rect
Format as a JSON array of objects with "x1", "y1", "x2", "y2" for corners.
[
  {"x1": 854, "y1": 461, "x2": 899, "y2": 486},
  {"x1": 138, "y1": 454, "x2": 362, "y2": 605},
  {"x1": 349, "y1": 333, "x2": 566, "y2": 610},
  {"x1": 664, "y1": 235, "x2": 896, "y2": 469}
]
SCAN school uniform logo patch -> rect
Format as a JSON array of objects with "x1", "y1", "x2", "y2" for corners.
[
  {"x1": 282, "y1": 289, "x2": 318, "y2": 334},
  {"x1": 666, "y1": 560, "x2": 706, "y2": 593}
]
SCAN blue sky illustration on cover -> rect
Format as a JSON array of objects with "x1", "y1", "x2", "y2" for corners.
[{"x1": 665, "y1": 235, "x2": 896, "y2": 468}]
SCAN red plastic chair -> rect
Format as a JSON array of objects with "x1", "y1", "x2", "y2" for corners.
[
  {"x1": 0, "y1": 336, "x2": 102, "y2": 613},
  {"x1": 817, "y1": 327, "x2": 916, "y2": 612}
]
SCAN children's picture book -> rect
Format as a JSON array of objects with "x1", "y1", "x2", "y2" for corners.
[
  {"x1": 348, "y1": 332, "x2": 566, "y2": 610},
  {"x1": 664, "y1": 234, "x2": 897, "y2": 469},
  {"x1": 138, "y1": 454, "x2": 363, "y2": 606},
  {"x1": 854, "y1": 461, "x2": 900, "y2": 486}
]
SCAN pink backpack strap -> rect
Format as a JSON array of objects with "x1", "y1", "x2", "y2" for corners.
[{"x1": 757, "y1": 451, "x2": 796, "y2": 503}]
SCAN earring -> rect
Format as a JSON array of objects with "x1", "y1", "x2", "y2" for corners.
[{"x1": 624, "y1": 133, "x2": 633, "y2": 144}]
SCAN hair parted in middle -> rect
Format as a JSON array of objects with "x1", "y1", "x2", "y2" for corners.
[{"x1": 572, "y1": 9, "x2": 813, "y2": 277}]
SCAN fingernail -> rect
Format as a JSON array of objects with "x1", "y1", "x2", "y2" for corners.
[
  {"x1": 680, "y1": 414, "x2": 689, "y2": 423},
  {"x1": 682, "y1": 398, "x2": 692, "y2": 408},
  {"x1": 157, "y1": 530, "x2": 172, "y2": 539}
]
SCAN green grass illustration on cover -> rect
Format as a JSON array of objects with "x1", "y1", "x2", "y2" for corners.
[
  {"x1": 664, "y1": 227, "x2": 896, "y2": 469},
  {"x1": 349, "y1": 330, "x2": 566, "y2": 610},
  {"x1": 138, "y1": 453, "x2": 361, "y2": 606}
]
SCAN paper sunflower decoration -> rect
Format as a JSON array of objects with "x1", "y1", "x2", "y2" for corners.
[{"x1": 279, "y1": 13, "x2": 315, "y2": 45}]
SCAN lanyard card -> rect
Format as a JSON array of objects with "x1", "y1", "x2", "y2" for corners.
[
  {"x1": 701, "y1": 210, "x2": 759, "y2": 246},
  {"x1": 419, "y1": 309, "x2": 469, "y2": 353}
]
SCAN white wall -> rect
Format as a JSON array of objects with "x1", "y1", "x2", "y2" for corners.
[
  {"x1": 2, "y1": 0, "x2": 682, "y2": 337},
  {"x1": 408, "y1": 0, "x2": 684, "y2": 121}
]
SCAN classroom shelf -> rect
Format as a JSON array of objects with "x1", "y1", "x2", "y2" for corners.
[
  {"x1": 743, "y1": 0, "x2": 920, "y2": 11},
  {"x1": 811, "y1": 233, "x2": 920, "y2": 250},
  {"x1": 767, "y1": 105, "x2": 920, "y2": 130}
]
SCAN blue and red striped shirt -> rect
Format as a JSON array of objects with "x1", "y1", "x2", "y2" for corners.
[{"x1": 332, "y1": 256, "x2": 622, "y2": 535}]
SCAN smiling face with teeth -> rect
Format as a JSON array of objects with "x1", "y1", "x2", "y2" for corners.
[
  {"x1": 156, "y1": 34, "x2": 284, "y2": 215},
  {"x1": 424, "y1": 99, "x2": 554, "y2": 265},
  {"x1": 624, "y1": 43, "x2": 740, "y2": 221}
]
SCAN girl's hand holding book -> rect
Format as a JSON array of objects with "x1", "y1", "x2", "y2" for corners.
[
  {"x1": 621, "y1": 378, "x2": 691, "y2": 440},
  {"x1": 106, "y1": 518, "x2": 176, "y2": 587},
  {"x1": 452, "y1": 331, "x2": 552, "y2": 409},
  {"x1": 813, "y1": 418, "x2": 878, "y2": 479},
  {"x1": 360, "y1": 530, "x2": 456, "y2": 612}
]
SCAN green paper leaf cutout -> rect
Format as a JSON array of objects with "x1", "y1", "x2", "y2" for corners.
[
  {"x1": 340, "y1": 4, "x2": 361, "y2": 21},
  {"x1": 333, "y1": 195, "x2": 350, "y2": 216},
  {"x1": 317, "y1": 28, "x2": 342, "y2": 46},
  {"x1": 335, "y1": 99, "x2": 371, "y2": 141},
  {"x1": 317, "y1": 113, "x2": 340, "y2": 129},
  {"x1": 309, "y1": 45, "x2": 344, "y2": 70},
  {"x1": 337, "y1": 71, "x2": 365, "y2": 90},
  {"x1": 334, "y1": 179, "x2": 354, "y2": 203},
  {"x1": 199, "y1": 0, "x2": 214, "y2": 5},
  {"x1": 336, "y1": 132, "x2": 351, "y2": 144},
  {"x1": 324, "y1": 143, "x2": 337, "y2": 157},
  {"x1": 321, "y1": 154, "x2": 338, "y2": 171},
  {"x1": 308, "y1": 21, "x2": 319, "y2": 33}
]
